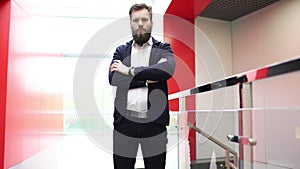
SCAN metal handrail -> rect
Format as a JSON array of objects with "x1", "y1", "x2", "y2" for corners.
[
  {"x1": 169, "y1": 57, "x2": 300, "y2": 99},
  {"x1": 187, "y1": 122, "x2": 238, "y2": 169}
]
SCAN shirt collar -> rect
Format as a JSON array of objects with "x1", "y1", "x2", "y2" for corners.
[{"x1": 132, "y1": 37, "x2": 153, "y2": 48}]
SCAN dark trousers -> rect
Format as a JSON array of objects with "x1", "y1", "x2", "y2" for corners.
[{"x1": 113, "y1": 118, "x2": 168, "y2": 169}]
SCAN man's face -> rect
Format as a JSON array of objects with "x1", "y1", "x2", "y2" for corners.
[{"x1": 130, "y1": 8, "x2": 153, "y2": 46}]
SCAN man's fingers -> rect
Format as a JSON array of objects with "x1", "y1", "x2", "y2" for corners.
[
  {"x1": 110, "y1": 62, "x2": 119, "y2": 72},
  {"x1": 110, "y1": 66, "x2": 118, "y2": 72},
  {"x1": 110, "y1": 68, "x2": 117, "y2": 72},
  {"x1": 114, "y1": 60, "x2": 121, "y2": 64}
]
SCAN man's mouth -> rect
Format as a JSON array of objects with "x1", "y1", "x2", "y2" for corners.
[{"x1": 136, "y1": 29, "x2": 146, "y2": 34}]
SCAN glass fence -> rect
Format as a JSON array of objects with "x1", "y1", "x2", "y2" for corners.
[{"x1": 169, "y1": 57, "x2": 300, "y2": 169}]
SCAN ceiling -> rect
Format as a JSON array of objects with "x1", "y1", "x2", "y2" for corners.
[
  {"x1": 199, "y1": 0, "x2": 282, "y2": 21},
  {"x1": 15, "y1": 0, "x2": 282, "y2": 21},
  {"x1": 14, "y1": 0, "x2": 171, "y2": 18}
]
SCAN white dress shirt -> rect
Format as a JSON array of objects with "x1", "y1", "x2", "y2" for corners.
[{"x1": 126, "y1": 39, "x2": 153, "y2": 118}]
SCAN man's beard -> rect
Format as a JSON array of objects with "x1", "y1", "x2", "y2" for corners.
[{"x1": 132, "y1": 32, "x2": 151, "y2": 47}]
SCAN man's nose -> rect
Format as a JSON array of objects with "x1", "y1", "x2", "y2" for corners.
[{"x1": 138, "y1": 19, "x2": 143, "y2": 26}]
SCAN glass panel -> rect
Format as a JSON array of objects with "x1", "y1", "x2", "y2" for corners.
[
  {"x1": 170, "y1": 85, "x2": 239, "y2": 168},
  {"x1": 194, "y1": 84, "x2": 239, "y2": 166},
  {"x1": 251, "y1": 71, "x2": 300, "y2": 169},
  {"x1": 174, "y1": 70, "x2": 300, "y2": 169},
  {"x1": 251, "y1": 109, "x2": 300, "y2": 169},
  {"x1": 194, "y1": 110, "x2": 238, "y2": 168},
  {"x1": 177, "y1": 110, "x2": 190, "y2": 169}
]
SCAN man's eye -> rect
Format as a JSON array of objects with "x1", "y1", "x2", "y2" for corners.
[{"x1": 132, "y1": 18, "x2": 149, "y2": 23}]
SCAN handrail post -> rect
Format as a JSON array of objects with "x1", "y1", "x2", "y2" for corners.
[
  {"x1": 179, "y1": 97, "x2": 186, "y2": 112},
  {"x1": 178, "y1": 97, "x2": 188, "y2": 169},
  {"x1": 239, "y1": 82, "x2": 254, "y2": 169},
  {"x1": 225, "y1": 149, "x2": 229, "y2": 169},
  {"x1": 238, "y1": 83, "x2": 244, "y2": 169}
]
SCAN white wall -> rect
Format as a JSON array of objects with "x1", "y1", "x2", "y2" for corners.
[
  {"x1": 194, "y1": 17, "x2": 235, "y2": 159},
  {"x1": 232, "y1": 0, "x2": 300, "y2": 74}
]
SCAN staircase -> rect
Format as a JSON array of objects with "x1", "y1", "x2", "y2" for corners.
[{"x1": 191, "y1": 157, "x2": 235, "y2": 169}]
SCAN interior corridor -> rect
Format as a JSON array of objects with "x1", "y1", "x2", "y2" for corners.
[{"x1": 10, "y1": 134, "x2": 179, "y2": 169}]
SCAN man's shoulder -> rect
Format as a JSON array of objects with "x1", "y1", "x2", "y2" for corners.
[
  {"x1": 119, "y1": 40, "x2": 133, "y2": 47},
  {"x1": 152, "y1": 37, "x2": 171, "y2": 48},
  {"x1": 116, "y1": 40, "x2": 133, "y2": 51}
]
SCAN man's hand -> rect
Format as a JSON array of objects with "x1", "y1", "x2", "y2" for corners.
[{"x1": 110, "y1": 60, "x2": 130, "y2": 75}]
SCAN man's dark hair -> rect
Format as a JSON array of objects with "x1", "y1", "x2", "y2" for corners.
[{"x1": 129, "y1": 3, "x2": 152, "y2": 20}]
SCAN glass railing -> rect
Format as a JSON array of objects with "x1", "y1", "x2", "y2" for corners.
[{"x1": 169, "y1": 57, "x2": 300, "y2": 169}]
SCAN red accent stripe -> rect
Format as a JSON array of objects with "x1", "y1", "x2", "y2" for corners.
[
  {"x1": 255, "y1": 68, "x2": 268, "y2": 80},
  {"x1": 246, "y1": 67, "x2": 268, "y2": 82}
]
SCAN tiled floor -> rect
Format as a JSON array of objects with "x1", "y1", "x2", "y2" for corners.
[{"x1": 10, "y1": 134, "x2": 179, "y2": 169}]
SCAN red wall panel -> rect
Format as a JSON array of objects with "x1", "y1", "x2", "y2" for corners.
[
  {"x1": 0, "y1": 1, "x2": 11, "y2": 168},
  {"x1": 164, "y1": 0, "x2": 211, "y2": 161},
  {"x1": 164, "y1": 15, "x2": 197, "y2": 161},
  {"x1": 2, "y1": 1, "x2": 64, "y2": 168}
]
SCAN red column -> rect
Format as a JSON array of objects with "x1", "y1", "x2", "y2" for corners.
[
  {"x1": 164, "y1": 0, "x2": 211, "y2": 161},
  {"x1": 0, "y1": 1, "x2": 11, "y2": 168}
]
